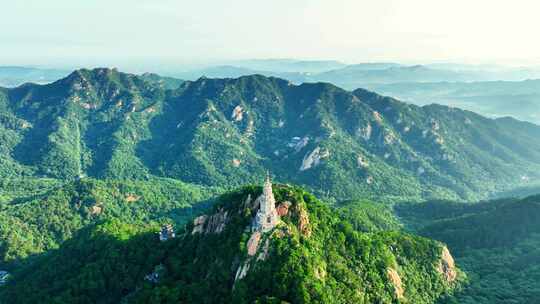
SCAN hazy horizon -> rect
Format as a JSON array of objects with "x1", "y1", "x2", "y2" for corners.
[{"x1": 2, "y1": 0, "x2": 540, "y2": 70}]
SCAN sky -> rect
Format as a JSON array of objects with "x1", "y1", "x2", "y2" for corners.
[{"x1": 2, "y1": 0, "x2": 540, "y2": 69}]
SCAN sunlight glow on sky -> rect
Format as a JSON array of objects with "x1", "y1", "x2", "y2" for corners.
[{"x1": 2, "y1": 0, "x2": 540, "y2": 68}]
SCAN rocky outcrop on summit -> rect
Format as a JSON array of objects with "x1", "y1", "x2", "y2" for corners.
[
  {"x1": 6, "y1": 184, "x2": 460, "y2": 303},
  {"x1": 124, "y1": 184, "x2": 460, "y2": 303}
]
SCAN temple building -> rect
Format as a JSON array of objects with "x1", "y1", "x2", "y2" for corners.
[
  {"x1": 159, "y1": 224, "x2": 176, "y2": 241},
  {"x1": 252, "y1": 172, "x2": 279, "y2": 232}
]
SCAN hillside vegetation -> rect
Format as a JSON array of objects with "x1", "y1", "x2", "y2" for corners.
[
  {"x1": 0, "y1": 178, "x2": 219, "y2": 269},
  {"x1": 0, "y1": 69, "x2": 539, "y2": 203},
  {"x1": 397, "y1": 195, "x2": 540, "y2": 303},
  {"x1": 0, "y1": 185, "x2": 460, "y2": 304}
]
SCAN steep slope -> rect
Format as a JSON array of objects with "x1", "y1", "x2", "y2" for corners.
[
  {"x1": 0, "y1": 178, "x2": 219, "y2": 269},
  {"x1": 1, "y1": 69, "x2": 540, "y2": 202},
  {"x1": 397, "y1": 195, "x2": 540, "y2": 304},
  {"x1": 0, "y1": 184, "x2": 460, "y2": 304},
  {"x1": 1, "y1": 68, "x2": 169, "y2": 179}
]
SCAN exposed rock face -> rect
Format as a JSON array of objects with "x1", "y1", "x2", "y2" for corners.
[
  {"x1": 246, "y1": 232, "x2": 262, "y2": 256},
  {"x1": 358, "y1": 123, "x2": 373, "y2": 140},
  {"x1": 438, "y1": 246, "x2": 457, "y2": 283},
  {"x1": 232, "y1": 159, "x2": 241, "y2": 167},
  {"x1": 276, "y1": 201, "x2": 292, "y2": 216},
  {"x1": 231, "y1": 105, "x2": 244, "y2": 121},
  {"x1": 297, "y1": 205, "x2": 312, "y2": 237},
  {"x1": 234, "y1": 262, "x2": 250, "y2": 282},
  {"x1": 206, "y1": 209, "x2": 229, "y2": 234},
  {"x1": 366, "y1": 176, "x2": 374, "y2": 184},
  {"x1": 387, "y1": 268, "x2": 405, "y2": 299},
  {"x1": 357, "y1": 155, "x2": 369, "y2": 168},
  {"x1": 125, "y1": 194, "x2": 140, "y2": 203},
  {"x1": 21, "y1": 121, "x2": 31, "y2": 129},
  {"x1": 299, "y1": 147, "x2": 330, "y2": 171},
  {"x1": 192, "y1": 208, "x2": 229, "y2": 234},
  {"x1": 252, "y1": 174, "x2": 279, "y2": 232},
  {"x1": 90, "y1": 204, "x2": 103, "y2": 215},
  {"x1": 192, "y1": 215, "x2": 208, "y2": 234},
  {"x1": 373, "y1": 111, "x2": 384, "y2": 123}
]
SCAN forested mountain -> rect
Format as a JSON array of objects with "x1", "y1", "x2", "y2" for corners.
[
  {"x1": 4, "y1": 63, "x2": 540, "y2": 124},
  {"x1": 0, "y1": 178, "x2": 219, "y2": 269},
  {"x1": 0, "y1": 184, "x2": 460, "y2": 304},
  {"x1": 173, "y1": 62, "x2": 540, "y2": 86},
  {"x1": 169, "y1": 63, "x2": 540, "y2": 125},
  {"x1": 2, "y1": 68, "x2": 540, "y2": 304},
  {"x1": 1, "y1": 68, "x2": 539, "y2": 203},
  {"x1": 397, "y1": 195, "x2": 540, "y2": 303}
]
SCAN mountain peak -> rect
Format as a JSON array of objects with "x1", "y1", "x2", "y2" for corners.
[
  {"x1": 136, "y1": 184, "x2": 458, "y2": 302},
  {"x1": 64, "y1": 67, "x2": 118, "y2": 81}
]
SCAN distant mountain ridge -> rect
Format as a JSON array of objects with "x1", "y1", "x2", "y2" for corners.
[
  {"x1": 173, "y1": 61, "x2": 540, "y2": 85},
  {"x1": 168, "y1": 63, "x2": 540, "y2": 124},
  {"x1": 1, "y1": 68, "x2": 540, "y2": 202},
  {"x1": 371, "y1": 79, "x2": 540, "y2": 124},
  {"x1": 4, "y1": 62, "x2": 540, "y2": 125},
  {"x1": 0, "y1": 66, "x2": 69, "y2": 87}
]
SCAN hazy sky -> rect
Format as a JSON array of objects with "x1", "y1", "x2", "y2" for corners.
[{"x1": 2, "y1": 0, "x2": 540, "y2": 68}]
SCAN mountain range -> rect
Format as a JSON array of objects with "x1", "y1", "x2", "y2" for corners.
[
  {"x1": 1, "y1": 68, "x2": 540, "y2": 303},
  {"x1": 4, "y1": 61, "x2": 540, "y2": 125},
  {"x1": 1, "y1": 68, "x2": 540, "y2": 203},
  {"x1": 167, "y1": 61, "x2": 540, "y2": 125},
  {"x1": 371, "y1": 79, "x2": 540, "y2": 124}
]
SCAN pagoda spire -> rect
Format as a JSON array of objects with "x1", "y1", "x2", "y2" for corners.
[{"x1": 252, "y1": 172, "x2": 279, "y2": 232}]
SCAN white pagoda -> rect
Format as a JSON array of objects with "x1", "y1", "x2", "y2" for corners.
[{"x1": 252, "y1": 172, "x2": 279, "y2": 232}]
